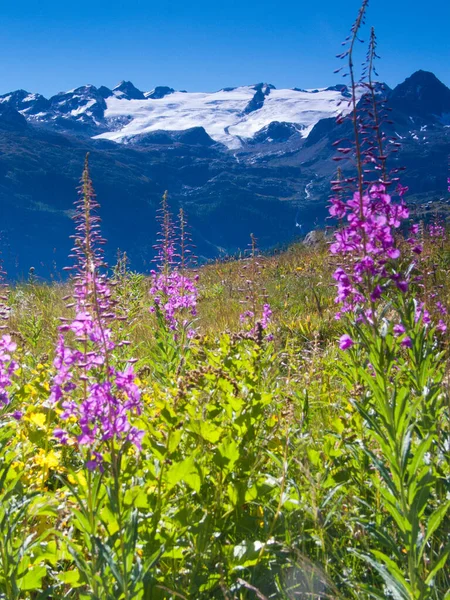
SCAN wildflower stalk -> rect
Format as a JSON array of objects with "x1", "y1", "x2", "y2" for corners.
[
  {"x1": 238, "y1": 234, "x2": 272, "y2": 341},
  {"x1": 149, "y1": 194, "x2": 199, "y2": 380},
  {"x1": 347, "y1": 0, "x2": 369, "y2": 205},
  {"x1": 51, "y1": 155, "x2": 144, "y2": 598},
  {"x1": 366, "y1": 27, "x2": 388, "y2": 183},
  {"x1": 331, "y1": 3, "x2": 449, "y2": 597}
]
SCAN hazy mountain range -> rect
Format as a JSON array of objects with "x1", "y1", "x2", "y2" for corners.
[{"x1": 0, "y1": 69, "x2": 449, "y2": 277}]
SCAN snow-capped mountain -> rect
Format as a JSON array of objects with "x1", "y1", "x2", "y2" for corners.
[
  {"x1": 95, "y1": 83, "x2": 357, "y2": 149},
  {"x1": 0, "y1": 70, "x2": 448, "y2": 278},
  {"x1": 0, "y1": 80, "x2": 358, "y2": 149}
]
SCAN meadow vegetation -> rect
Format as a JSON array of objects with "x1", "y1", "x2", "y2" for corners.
[{"x1": 0, "y1": 2, "x2": 449, "y2": 599}]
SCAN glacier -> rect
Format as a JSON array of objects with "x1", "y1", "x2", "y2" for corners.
[{"x1": 94, "y1": 85, "x2": 355, "y2": 149}]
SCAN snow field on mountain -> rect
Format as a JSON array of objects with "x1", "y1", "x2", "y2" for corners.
[{"x1": 94, "y1": 86, "x2": 351, "y2": 148}]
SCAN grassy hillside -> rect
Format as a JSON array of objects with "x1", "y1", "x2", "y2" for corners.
[{"x1": 0, "y1": 226, "x2": 449, "y2": 599}]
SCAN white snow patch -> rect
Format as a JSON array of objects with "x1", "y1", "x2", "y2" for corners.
[
  {"x1": 71, "y1": 99, "x2": 96, "y2": 117},
  {"x1": 93, "y1": 86, "x2": 358, "y2": 149}
]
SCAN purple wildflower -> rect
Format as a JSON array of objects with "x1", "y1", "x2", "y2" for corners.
[
  {"x1": 240, "y1": 302, "x2": 273, "y2": 338},
  {"x1": 401, "y1": 336, "x2": 412, "y2": 348},
  {"x1": 51, "y1": 156, "x2": 143, "y2": 467},
  {"x1": 0, "y1": 334, "x2": 18, "y2": 409},
  {"x1": 437, "y1": 319, "x2": 447, "y2": 333},
  {"x1": 393, "y1": 323, "x2": 406, "y2": 336},
  {"x1": 150, "y1": 270, "x2": 198, "y2": 332},
  {"x1": 329, "y1": 184, "x2": 409, "y2": 314},
  {"x1": 150, "y1": 194, "x2": 199, "y2": 335},
  {"x1": 415, "y1": 301, "x2": 431, "y2": 326},
  {"x1": 428, "y1": 223, "x2": 445, "y2": 239},
  {"x1": 339, "y1": 334, "x2": 354, "y2": 350}
]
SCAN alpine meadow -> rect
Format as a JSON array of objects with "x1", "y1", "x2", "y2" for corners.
[{"x1": 0, "y1": 1, "x2": 449, "y2": 599}]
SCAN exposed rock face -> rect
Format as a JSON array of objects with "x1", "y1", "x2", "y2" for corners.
[
  {"x1": 145, "y1": 86, "x2": 175, "y2": 99},
  {"x1": 390, "y1": 70, "x2": 450, "y2": 120},
  {"x1": 112, "y1": 81, "x2": 146, "y2": 100},
  {"x1": 0, "y1": 105, "x2": 28, "y2": 130}
]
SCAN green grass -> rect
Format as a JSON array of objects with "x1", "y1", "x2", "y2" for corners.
[{"x1": 0, "y1": 235, "x2": 448, "y2": 599}]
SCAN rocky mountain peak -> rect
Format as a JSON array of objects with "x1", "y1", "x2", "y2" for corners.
[
  {"x1": 390, "y1": 70, "x2": 450, "y2": 119},
  {"x1": 145, "y1": 86, "x2": 175, "y2": 100},
  {"x1": 112, "y1": 81, "x2": 145, "y2": 100}
]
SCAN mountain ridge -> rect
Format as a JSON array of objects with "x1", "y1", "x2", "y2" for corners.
[{"x1": 0, "y1": 70, "x2": 448, "y2": 278}]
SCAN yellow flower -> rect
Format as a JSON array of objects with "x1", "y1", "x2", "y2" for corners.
[
  {"x1": 23, "y1": 383, "x2": 38, "y2": 398},
  {"x1": 27, "y1": 412, "x2": 47, "y2": 428},
  {"x1": 34, "y1": 449, "x2": 61, "y2": 470}
]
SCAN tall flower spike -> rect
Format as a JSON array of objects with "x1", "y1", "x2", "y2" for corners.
[
  {"x1": 176, "y1": 208, "x2": 198, "y2": 272},
  {"x1": 0, "y1": 250, "x2": 18, "y2": 417},
  {"x1": 0, "y1": 254, "x2": 10, "y2": 329},
  {"x1": 150, "y1": 195, "x2": 198, "y2": 335},
  {"x1": 239, "y1": 234, "x2": 272, "y2": 339},
  {"x1": 52, "y1": 155, "x2": 143, "y2": 467},
  {"x1": 329, "y1": 9, "x2": 410, "y2": 319},
  {"x1": 0, "y1": 334, "x2": 17, "y2": 411},
  {"x1": 153, "y1": 191, "x2": 177, "y2": 276}
]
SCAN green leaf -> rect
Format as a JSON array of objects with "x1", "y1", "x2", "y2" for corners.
[
  {"x1": 332, "y1": 417, "x2": 345, "y2": 435},
  {"x1": 57, "y1": 570, "x2": 83, "y2": 587},
  {"x1": 165, "y1": 455, "x2": 201, "y2": 492},
  {"x1": 407, "y1": 435, "x2": 433, "y2": 478},
  {"x1": 215, "y1": 437, "x2": 240, "y2": 473},
  {"x1": 425, "y1": 544, "x2": 450, "y2": 585},
  {"x1": 19, "y1": 565, "x2": 47, "y2": 591},
  {"x1": 307, "y1": 448, "x2": 321, "y2": 467},
  {"x1": 168, "y1": 429, "x2": 182, "y2": 454},
  {"x1": 188, "y1": 420, "x2": 223, "y2": 444},
  {"x1": 370, "y1": 550, "x2": 411, "y2": 591},
  {"x1": 350, "y1": 550, "x2": 411, "y2": 600},
  {"x1": 420, "y1": 501, "x2": 450, "y2": 560},
  {"x1": 100, "y1": 506, "x2": 120, "y2": 535}
]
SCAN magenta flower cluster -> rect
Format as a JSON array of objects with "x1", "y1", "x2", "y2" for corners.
[
  {"x1": 330, "y1": 183, "x2": 409, "y2": 318},
  {"x1": 0, "y1": 334, "x2": 18, "y2": 408},
  {"x1": 428, "y1": 223, "x2": 445, "y2": 239},
  {"x1": 51, "y1": 326, "x2": 144, "y2": 464},
  {"x1": 150, "y1": 270, "x2": 198, "y2": 334},
  {"x1": 150, "y1": 196, "x2": 199, "y2": 335},
  {"x1": 240, "y1": 302, "x2": 273, "y2": 338},
  {"x1": 51, "y1": 159, "x2": 143, "y2": 467}
]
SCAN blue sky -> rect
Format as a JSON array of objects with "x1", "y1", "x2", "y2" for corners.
[{"x1": 1, "y1": 0, "x2": 449, "y2": 97}]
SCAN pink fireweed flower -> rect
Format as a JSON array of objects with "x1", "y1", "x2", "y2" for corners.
[
  {"x1": 329, "y1": 184, "x2": 409, "y2": 314},
  {"x1": 240, "y1": 303, "x2": 273, "y2": 339},
  {"x1": 150, "y1": 196, "x2": 199, "y2": 335},
  {"x1": 393, "y1": 323, "x2": 406, "y2": 336},
  {"x1": 261, "y1": 303, "x2": 273, "y2": 329},
  {"x1": 436, "y1": 301, "x2": 447, "y2": 316},
  {"x1": 0, "y1": 334, "x2": 18, "y2": 409},
  {"x1": 437, "y1": 319, "x2": 447, "y2": 333},
  {"x1": 339, "y1": 334, "x2": 354, "y2": 350},
  {"x1": 414, "y1": 301, "x2": 431, "y2": 326},
  {"x1": 150, "y1": 270, "x2": 198, "y2": 333},
  {"x1": 428, "y1": 223, "x2": 445, "y2": 239},
  {"x1": 51, "y1": 156, "x2": 143, "y2": 468},
  {"x1": 401, "y1": 336, "x2": 413, "y2": 348}
]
